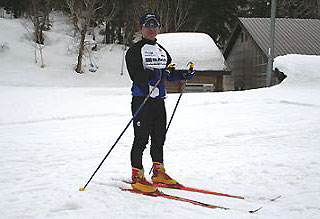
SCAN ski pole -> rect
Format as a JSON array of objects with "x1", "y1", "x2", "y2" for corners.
[
  {"x1": 149, "y1": 63, "x2": 195, "y2": 175},
  {"x1": 147, "y1": 81, "x2": 187, "y2": 176},
  {"x1": 79, "y1": 78, "x2": 162, "y2": 192},
  {"x1": 166, "y1": 62, "x2": 195, "y2": 133},
  {"x1": 166, "y1": 80, "x2": 187, "y2": 134}
]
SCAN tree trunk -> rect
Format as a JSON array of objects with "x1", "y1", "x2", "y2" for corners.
[
  {"x1": 75, "y1": 26, "x2": 87, "y2": 73},
  {"x1": 104, "y1": 21, "x2": 108, "y2": 44}
]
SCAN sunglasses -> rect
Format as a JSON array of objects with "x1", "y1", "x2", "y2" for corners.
[{"x1": 142, "y1": 19, "x2": 160, "y2": 28}]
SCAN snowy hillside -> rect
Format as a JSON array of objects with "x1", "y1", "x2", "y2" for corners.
[
  {"x1": 1, "y1": 14, "x2": 320, "y2": 219},
  {"x1": 0, "y1": 13, "x2": 131, "y2": 87}
]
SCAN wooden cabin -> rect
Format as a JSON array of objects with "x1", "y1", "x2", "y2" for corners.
[
  {"x1": 157, "y1": 32, "x2": 230, "y2": 93},
  {"x1": 223, "y1": 18, "x2": 320, "y2": 91}
]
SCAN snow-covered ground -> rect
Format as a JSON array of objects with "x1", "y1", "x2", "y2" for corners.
[{"x1": 1, "y1": 14, "x2": 320, "y2": 219}]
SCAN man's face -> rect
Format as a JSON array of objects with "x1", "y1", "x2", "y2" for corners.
[{"x1": 140, "y1": 19, "x2": 160, "y2": 40}]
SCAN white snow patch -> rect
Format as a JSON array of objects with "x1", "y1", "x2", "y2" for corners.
[{"x1": 157, "y1": 32, "x2": 227, "y2": 71}]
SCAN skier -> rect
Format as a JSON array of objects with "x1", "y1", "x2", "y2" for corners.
[{"x1": 125, "y1": 12, "x2": 194, "y2": 193}]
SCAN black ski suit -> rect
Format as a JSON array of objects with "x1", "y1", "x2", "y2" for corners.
[{"x1": 126, "y1": 37, "x2": 184, "y2": 169}]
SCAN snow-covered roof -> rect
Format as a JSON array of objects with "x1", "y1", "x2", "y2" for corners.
[{"x1": 156, "y1": 32, "x2": 227, "y2": 71}]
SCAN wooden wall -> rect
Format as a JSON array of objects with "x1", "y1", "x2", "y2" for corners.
[
  {"x1": 165, "y1": 72, "x2": 225, "y2": 93},
  {"x1": 225, "y1": 29, "x2": 268, "y2": 90}
]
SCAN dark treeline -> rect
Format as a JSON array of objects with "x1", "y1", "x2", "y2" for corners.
[{"x1": 1, "y1": 0, "x2": 319, "y2": 49}]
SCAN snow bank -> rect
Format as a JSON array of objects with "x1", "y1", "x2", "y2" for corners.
[
  {"x1": 157, "y1": 32, "x2": 227, "y2": 71},
  {"x1": 274, "y1": 54, "x2": 320, "y2": 89}
]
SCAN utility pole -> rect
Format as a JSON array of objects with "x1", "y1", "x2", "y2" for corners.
[{"x1": 266, "y1": 0, "x2": 276, "y2": 87}]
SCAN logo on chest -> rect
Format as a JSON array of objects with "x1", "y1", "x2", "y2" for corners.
[
  {"x1": 142, "y1": 45, "x2": 167, "y2": 69},
  {"x1": 145, "y1": 57, "x2": 166, "y2": 63}
]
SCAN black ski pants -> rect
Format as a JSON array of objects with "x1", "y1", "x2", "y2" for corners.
[{"x1": 131, "y1": 96, "x2": 166, "y2": 169}]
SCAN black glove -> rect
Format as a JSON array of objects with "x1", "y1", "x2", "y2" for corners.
[
  {"x1": 183, "y1": 62, "x2": 195, "y2": 80},
  {"x1": 160, "y1": 63, "x2": 174, "y2": 78},
  {"x1": 167, "y1": 63, "x2": 175, "y2": 72},
  {"x1": 163, "y1": 63, "x2": 175, "y2": 76}
]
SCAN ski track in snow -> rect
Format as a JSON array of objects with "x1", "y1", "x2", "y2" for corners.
[
  {"x1": 1, "y1": 85, "x2": 320, "y2": 219},
  {"x1": 0, "y1": 112, "x2": 124, "y2": 126}
]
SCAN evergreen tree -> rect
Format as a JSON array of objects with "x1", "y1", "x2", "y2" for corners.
[
  {"x1": 184, "y1": 0, "x2": 249, "y2": 48},
  {"x1": 277, "y1": 0, "x2": 320, "y2": 19},
  {"x1": 1, "y1": 0, "x2": 29, "y2": 18}
]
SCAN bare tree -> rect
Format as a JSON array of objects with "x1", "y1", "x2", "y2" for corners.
[
  {"x1": 66, "y1": 0, "x2": 105, "y2": 73},
  {"x1": 29, "y1": 0, "x2": 53, "y2": 68},
  {"x1": 133, "y1": 0, "x2": 192, "y2": 33},
  {"x1": 30, "y1": 0, "x2": 44, "y2": 44},
  {"x1": 0, "y1": 7, "x2": 5, "y2": 18},
  {"x1": 66, "y1": 0, "x2": 78, "y2": 37},
  {"x1": 172, "y1": 0, "x2": 193, "y2": 31},
  {"x1": 98, "y1": 1, "x2": 118, "y2": 44}
]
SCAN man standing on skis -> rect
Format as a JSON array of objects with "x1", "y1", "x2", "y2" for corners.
[{"x1": 125, "y1": 12, "x2": 194, "y2": 193}]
